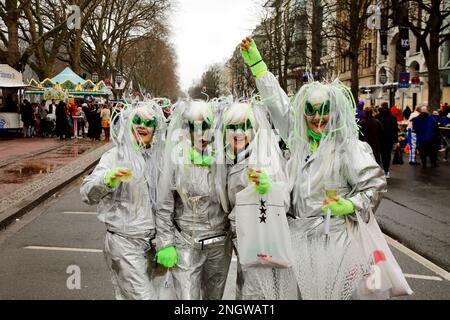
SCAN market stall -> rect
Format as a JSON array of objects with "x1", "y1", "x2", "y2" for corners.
[
  {"x1": 24, "y1": 66, "x2": 111, "y2": 98},
  {"x1": 0, "y1": 64, "x2": 28, "y2": 132}
]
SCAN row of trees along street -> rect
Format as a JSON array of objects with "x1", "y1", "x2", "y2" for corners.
[
  {"x1": 190, "y1": 0, "x2": 449, "y2": 110},
  {"x1": 0, "y1": 0, "x2": 180, "y2": 98}
]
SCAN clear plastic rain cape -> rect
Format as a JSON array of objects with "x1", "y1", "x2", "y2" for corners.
[
  {"x1": 284, "y1": 79, "x2": 411, "y2": 299},
  {"x1": 215, "y1": 98, "x2": 297, "y2": 299},
  {"x1": 108, "y1": 99, "x2": 167, "y2": 215}
]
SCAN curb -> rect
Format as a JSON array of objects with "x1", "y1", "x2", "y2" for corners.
[{"x1": 0, "y1": 143, "x2": 112, "y2": 230}]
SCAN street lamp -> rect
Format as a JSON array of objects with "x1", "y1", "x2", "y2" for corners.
[
  {"x1": 91, "y1": 72, "x2": 99, "y2": 83},
  {"x1": 115, "y1": 72, "x2": 123, "y2": 87},
  {"x1": 115, "y1": 71, "x2": 123, "y2": 100}
]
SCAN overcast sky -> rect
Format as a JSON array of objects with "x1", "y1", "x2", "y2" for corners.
[{"x1": 169, "y1": 0, "x2": 264, "y2": 92}]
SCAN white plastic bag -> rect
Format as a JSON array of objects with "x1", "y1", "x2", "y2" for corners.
[
  {"x1": 155, "y1": 269, "x2": 177, "y2": 300},
  {"x1": 353, "y1": 210, "x2": 413, "y2": 298},
  {"x1": 235, "y1": 182, "x2": 293, "y2": 269}
]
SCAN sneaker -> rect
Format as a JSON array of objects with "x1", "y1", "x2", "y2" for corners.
[{"x1": 385, "y1": 172, "x2": 391, "y2": 179}]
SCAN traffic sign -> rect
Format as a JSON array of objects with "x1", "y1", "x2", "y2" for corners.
[{"x1": 398, "y1": 72, "x2": 410, "y2": 88}]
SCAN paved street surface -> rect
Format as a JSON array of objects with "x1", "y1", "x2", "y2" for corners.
[
  {"x1": 377, "y1": 158, "x2": 450, "y2": 271},
  {"x1": 0, "y1": 165, "x2": 449, "y2": 299}
]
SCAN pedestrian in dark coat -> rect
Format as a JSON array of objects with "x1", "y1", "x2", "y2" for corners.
[
  {"x1": 403, "y1": 106, "x2": 412, "y2": 121},
  {"x1": 376, "y1": 102, "x2": 398, "y2": 178},
  {"x1": 55, "y1": 101, "x2": 68, "y2": 140},
  {"x1": 412, "y1": 106, "x2": 439, "y2": 167},
  {"x1": 20, "y1": 99, "x2": 34, "y2": 138},
  {"x1": 359, "y1": 106, "x2": 384, "y2": 165}
]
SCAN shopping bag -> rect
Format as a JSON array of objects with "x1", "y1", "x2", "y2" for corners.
[
  {"x1": 235, "y1": 182, "x2": 293, "y2": 269},
  {"x1": 155, "y1": 269, "x2": 177, "y2": 300},
  {"x1": 353, "y1": 210, "x2": 413, "y2": 298}
]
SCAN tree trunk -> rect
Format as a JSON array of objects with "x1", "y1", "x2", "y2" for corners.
[
  {"x1": 73, "y1": 29, "x2": 82, "y2": 74},
  {"x1": 350, "y1": 52, "x2": 359, "y2": 102},
  {"x1": 311, "y1": 0, "x2": 322, "y2": 70},
  {"x1": 5, "y1": 0, "x2": 19, "y2": 69},
  {"x1": 426, "y1": 28, "x2": 441, "y2": 110},
  {"x1": 349, "y1": 0, "x2": 360, "y2": 102}
]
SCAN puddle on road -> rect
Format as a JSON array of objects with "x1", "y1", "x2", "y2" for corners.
[
  {"x1": 0, "y1": 143, "x2": 96, "y2": 191},
  {"x1": 1, "y1": 163, "x2": 58, "y2": 183}
]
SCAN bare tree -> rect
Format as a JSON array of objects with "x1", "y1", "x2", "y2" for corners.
[
  {"x1": 0, "y1": 0, "x2": 95, "y2": 76},
  {"x1": 188, "y1": 64, "x2": 225, "y2": 100},
  {"x1": 77, "y1": 0, "x2": 170, "y2": 81},
  {"x1": 225, "y1": 46, "x2": 255, "y2": 96},
  {"x1": 389, "y1": 0, "x2": 450, "y2": 110},
  {"x1": 122, "y1": 34, "x2": 180, "y2": 99},
  {"x1": 323, "y1": 0, "x2": 373, "y2": 101}
]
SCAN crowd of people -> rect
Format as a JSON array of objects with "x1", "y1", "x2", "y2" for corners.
[
  {"x1": 358, "y1": 101, "x2": 449, "y2": 173},
  {"x1": 19, "y1": 98, "x2": 113, "y2": 141},
  {"x1": 80, "y1": 37, "x2": 415, "y2": 301}
]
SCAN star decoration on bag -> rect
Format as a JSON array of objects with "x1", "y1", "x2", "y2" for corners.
[{"x1": 259, "y1": 198, "x2": 267, "y2": 223}]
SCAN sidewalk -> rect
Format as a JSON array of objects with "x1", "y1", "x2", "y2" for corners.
[{"x1": 0, "y1": 137, "x2": 112, "y2": 229}]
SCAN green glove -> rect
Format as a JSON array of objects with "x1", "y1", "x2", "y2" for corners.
[
  {"x1": 322, "y1": 197, "x2": 355, "y2": 216},
  {"x1": 103, "y1": 167, "x2": 131, "y2": 189},
  {"x1": 240, "y1": 38, "x2": 268, "y2": 78},
  {"x1": 249, "y1": 169, "x2": 272, "y2": 195},
  {"x1": 189, "y1": 147, "x2": 216, "y2": 167},
  {"x1": 156, "y1": 245, "x2": 178, "y2": 268}
]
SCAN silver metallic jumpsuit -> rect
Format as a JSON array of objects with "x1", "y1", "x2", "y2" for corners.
[
  {"x1": 156, "y1": 154, "x2": 232, "y2": 300},
  {"x1": 80, "y1": 147, "x2": 156, "y2": 300},
  {"x1": 255, "y1": 72, "x2": 387, "y2": 299},
  {"x1": 225, "y1": 142, "x2": 296, "y2": 300}
]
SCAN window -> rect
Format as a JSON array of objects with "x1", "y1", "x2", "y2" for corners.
[{"x1": 363, "y1": 43, "x2": 372, "y2": 68}]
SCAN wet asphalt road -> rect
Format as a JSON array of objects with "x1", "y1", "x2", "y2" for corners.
[
  {"x1": 376, "y1": 160, "x2": 450, "y2": 271},
  {"x1": 0, "y1": 166, "x2": 449, "y2": 300}
]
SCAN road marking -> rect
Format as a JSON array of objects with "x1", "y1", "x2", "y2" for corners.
[
  {"x1": 384, "y1": 234, "x2": 450, "y2": 282},
  {"x1": 24, "y1": 245, "x2": 102, "y2": 253},
  {"x1": 61, "y1": 211, "x2": 97, "y2": 215},
  {"x1": 403, "y1": 274, "x2": 442, "y2": 281}
]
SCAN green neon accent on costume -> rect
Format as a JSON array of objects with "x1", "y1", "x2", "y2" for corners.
[
  {"x1": 307, "y1": 127, "x2": 321, "y2": 154},
  {"x1": 132, "y1": 114, "x2": 157, "y2": 128},
  {"x1": 156, "y1": 245, "x2": 178, "y2": 268},
  {"x1": 188, "y1": 120, "x2": 212, "y2": 131},
  {"x1": 241, "y1": 39, "x2": 268, "y2": 78},
  {"x1": 250, "y1": 169, "x2": 272, "y2": 195},
  {"x1": 307, "y1": 127, "x2": 322, "y2": 140},
  {"x1": 189, "y1": 147, "x2": 216, "y2": 167},
  {"x1": 104, "y1": 167, "x2": 128, "y2": 188},
  {"x1": 305, "y1": 100, "x2": 331, "y2": 116},
  {"x1": 321, "y1": 197, "x2": 355, "y2": 216},
  {"x1": 226, "y1": 119, "x2": 253, "y2": 131}
]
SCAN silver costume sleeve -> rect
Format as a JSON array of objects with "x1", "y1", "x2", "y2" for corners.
[
  {"x1": 345, "y1": 141, "x2": 387, "y2": 222},
  {"x1": 255, "y1": 72, "x2": 292, "y2": 142},
  {"x1": 156, "y1": 184, "x2": 176, "y2": 251},
  {"x1": 227, "y1": 169, "x2": 248, "y2": 244},
  {"x1": 80, "y1": 149, "x2": 115, "y2": 205}
]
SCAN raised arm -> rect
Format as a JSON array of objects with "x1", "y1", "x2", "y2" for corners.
[{"x1": 240, "y1": 37, "x2": 293, "y2": 142}]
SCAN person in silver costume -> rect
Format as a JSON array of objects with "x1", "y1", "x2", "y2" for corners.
[
  {"x1": 80, "y1": 101, "x2": 166, "y2": 299},
  {"x1": 215, "y1": 100, "x2": 296, "y2": 300},
  {"x1": 240, "y1": 37, "x2": 388, "y2": 299},
  {"x1": 155, "y1": 100, "x2": 232, "y2": 300}
]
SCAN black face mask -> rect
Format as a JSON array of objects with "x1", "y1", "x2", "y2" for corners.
[{"x1": 419, "y1": 112, "x2": 429, "y2": 118}]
